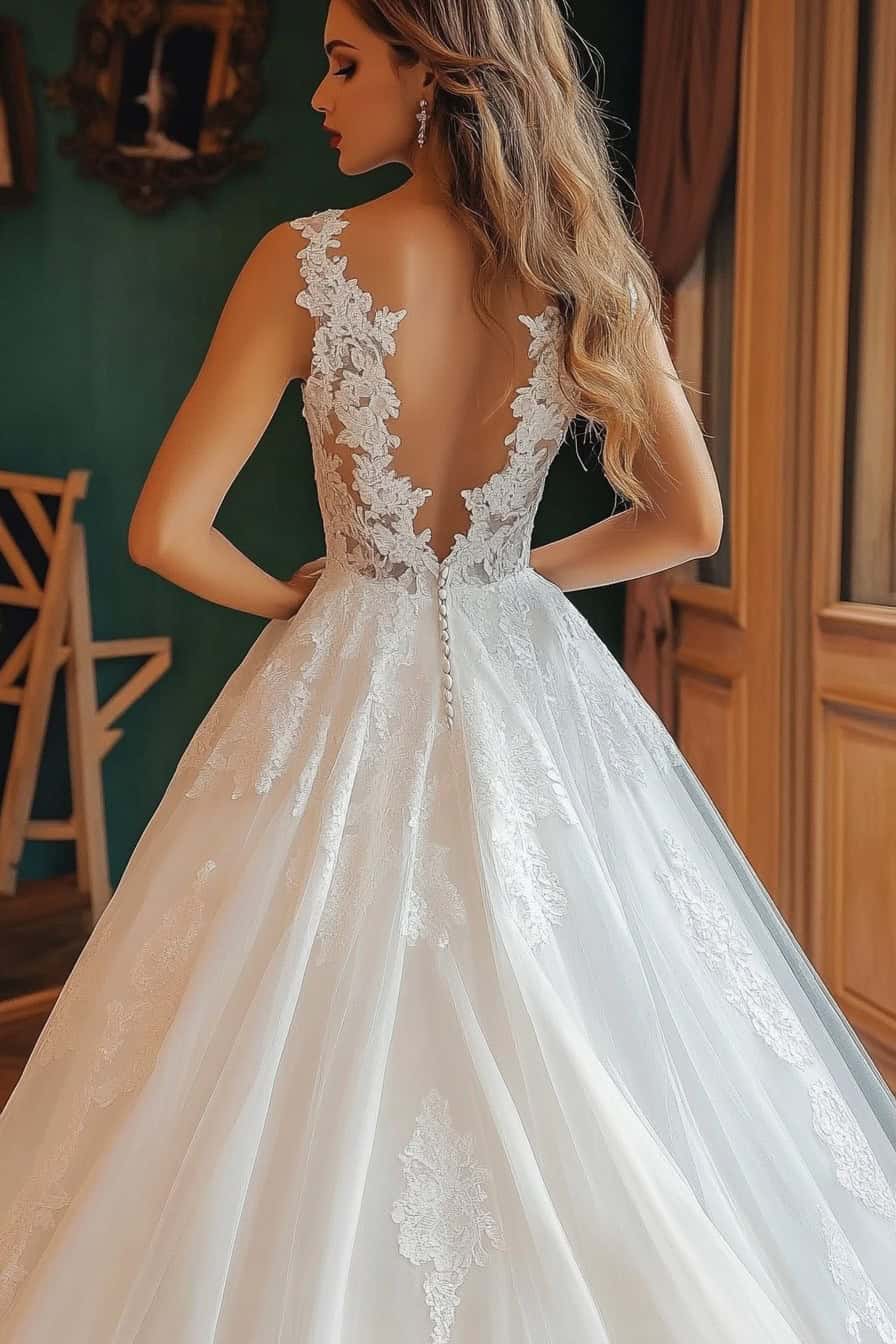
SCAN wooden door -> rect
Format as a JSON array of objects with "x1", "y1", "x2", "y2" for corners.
[
  {"x1": 661, "y1": 0, "x2": 896, "y2": 1084},
  {"x1": 807, "y1": 0, "x2": 896, "y2": 1086},
  {"x1": 662, "y1": 0, "x2": 802, "y2": 902}
]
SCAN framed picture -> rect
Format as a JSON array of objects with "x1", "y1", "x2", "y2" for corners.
[
  {"x1": 0, "y1": 19, "x2": 38, "y2": 207},
  {"x1": 46, "y1": 0, "x2": 269, "y2": 215}
]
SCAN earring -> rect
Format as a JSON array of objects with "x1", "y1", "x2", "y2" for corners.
[{"x1": 415, "y1": 97, "x2": 429, "y2": 147}]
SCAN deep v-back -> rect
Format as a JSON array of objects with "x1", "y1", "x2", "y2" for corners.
[{"x1": 289, "y1": 207, "x2": 576, "y2": 585}]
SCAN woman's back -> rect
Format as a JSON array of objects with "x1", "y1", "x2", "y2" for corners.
[{"x1": 292, "y1": 193, "x2": 562, "y2": 566}]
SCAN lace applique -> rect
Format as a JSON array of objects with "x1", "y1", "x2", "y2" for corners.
[
  {"x1": 656, "y1": 830, "x2": 896, "y2": 1333},
  {"x1": 391, "y1": 1087, "x2": 505, "y2": 1343},
  {"x1": 312, "y1": 778, "x2": 390, "y2": 966},
  {"x1": 401, "y1": 840, "x2": 466, "y2": 951},
  {"x1": 31, "y1": 916, "x2": 116, "y2": 1067},
  {"x1": 821, "y1": 1208, "x2": 896, "y2": 1343},
  {"x1": 289, "y1": 208, "x2": 574, "y2": 595},
  {"x1": 307, "y1": 752, "x2": 364, "y2": 959},
  {"x1": 549, "y1": 602, "x2": 677, "y2": 785},
  {"x1": 176, "y1": 589, "x2": 342, "y2": 799},
  {"x1": 289, "y1": 708, "x2": 332, "y2": 818},
  {"x1": 402, "y1": 772, "x2": 467, "y2": 950},
  {"x1": 450, "y1": 308, "x2": 573, "y2": 588},
  {"x1": 656, "y1": 830, "x2": 896, "y2": 1218},
  {"x1": 312, "y1": 723, "x2": 423, "y2": 963},
  {"x1": 462, "y1": 680, "x2": 574, "y2": 948},
  {"x1": 0, "y1": 858, "x2": 217, "y2": 1320},
  {"x1": 458, "y1": 570, "x2": 542, "y2": 688},
  {"x1": 366, "y1": 582, "x2": 423, "y2": 743},
  {"x1": 656, "y1": 831, "x2": 816, "y2": 1067},
  {"x1": 809, "y1": 1079, "x2": 896, "y2": 1220}
]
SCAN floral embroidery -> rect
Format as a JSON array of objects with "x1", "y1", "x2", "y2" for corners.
[
  {"x1": 391, "y1": 1087, "x2": 505, "y2": 1343},
  {"x1": 289, "y1": 207, "x2": 575, "y2": 596},
  {"x1": 401, "y1": 772, "x2": 467, "y2": 950},
  {"x1": 821, "y1": 1208, "x2": 896, "y2": 1343},
  {"x1": 656, "y1": 830, "x2": 896, "y2": 1335},
  {"x1": 809, "y1": 1079, "x2": 896, "y2": 1220},
  {"x1": 0, "y1": 858, "x2": 218, "y2": 1319},
  {"x1": 288, "y1": 708, "x2": 332, "y2": 818},
  {"x1": 31, "y1": 916, "x2": 116, "y2": 1068},
  {"x1": 461, "y1": 679, "x2": 574, "y2": 948},
  {"x1": 176, "y1": 584, "x2": 342, "y2": 799},
  {"x1": 656, "y1": 832, "x2": 816, "y2": 1068},
  {"x1": 656, "y1": 830, "x2": 896, "y2": 1217},
  {"x1": 541, "y1": 592, "x2": 678, "y2": 786}
]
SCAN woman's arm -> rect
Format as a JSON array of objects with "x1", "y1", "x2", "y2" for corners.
[
  {"x1": 530, "y1": 298, "x2": 723, "y2": 593},
  {"x1": 128, "y1": 222, "x2": 314, "y2": 620}
]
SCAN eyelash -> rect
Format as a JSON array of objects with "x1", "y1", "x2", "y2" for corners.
[{"x1": 334, "y1": 64, "x2": 355, "y2": 78}]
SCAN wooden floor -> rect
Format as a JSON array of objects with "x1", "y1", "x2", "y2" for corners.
[{"x1": 0, "y1": 874, "x2": 91, "y2": 1109}]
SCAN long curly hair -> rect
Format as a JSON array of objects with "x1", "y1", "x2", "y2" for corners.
[{"x1": 349, "y1": 0, "x2": 674, "y2": 513}]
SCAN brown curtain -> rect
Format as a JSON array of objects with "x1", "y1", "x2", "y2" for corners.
[{"x1": 623, "y1": 0, "x2": 745, "y2": 720}]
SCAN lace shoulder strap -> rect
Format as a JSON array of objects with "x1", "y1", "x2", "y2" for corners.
[{"x1": 288, "y1": 208, "x2": 351, "y2": 322}]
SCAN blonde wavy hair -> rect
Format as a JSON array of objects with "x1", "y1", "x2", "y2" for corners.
[{"x1": 350, "y1": 0, "x2": 672, "y2": 513}]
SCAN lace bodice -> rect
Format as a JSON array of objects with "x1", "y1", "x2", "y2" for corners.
[{"x1": 289, "y1": 208, "x2": 577, "y2": 598}]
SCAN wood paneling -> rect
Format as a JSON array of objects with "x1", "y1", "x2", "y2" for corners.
[{"x1": 663, "y1": 0, "x2": 896, "y2": 1080}]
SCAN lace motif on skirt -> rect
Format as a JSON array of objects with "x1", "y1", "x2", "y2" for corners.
[
  {"x1": 391, "y1": 1087, "x2": 505, "y2": 1344},
  {"x1": 656, "y1": 829, "x2": 896, "y2": 1341}
]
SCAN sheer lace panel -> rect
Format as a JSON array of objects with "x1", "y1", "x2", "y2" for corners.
[{"x1": 289, "y1": 208, "x2": 576, "y2": 592}]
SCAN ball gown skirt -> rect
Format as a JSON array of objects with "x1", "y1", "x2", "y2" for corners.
[{"x1": 0, "y1": 557, "x2": 894, "y2": 1342}]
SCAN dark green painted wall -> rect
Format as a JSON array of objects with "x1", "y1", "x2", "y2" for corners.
[{"x1": 0, "y1": 3, "x2": 642, "y2": 886}]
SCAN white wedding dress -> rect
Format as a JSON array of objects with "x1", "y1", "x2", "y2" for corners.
[{"x1": 1, "y1": 205, "x2": 895, "y2": 1343}]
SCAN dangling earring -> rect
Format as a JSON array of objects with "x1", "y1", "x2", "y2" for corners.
[{"x1": 415, "y1": 97, "x2": 429, "y2": 147}]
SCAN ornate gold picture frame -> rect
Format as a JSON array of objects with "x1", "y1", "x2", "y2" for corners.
[
  {"x1": 0, "y1": 19, "x2": 38, "y2": 207},
  {"x1": 46, "y1": 0, "x2": 269, "y2": 214}
]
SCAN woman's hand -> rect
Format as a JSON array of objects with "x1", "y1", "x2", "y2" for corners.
[{"x1": 285, "y1": 556, "x2": 327, "y2": 608}]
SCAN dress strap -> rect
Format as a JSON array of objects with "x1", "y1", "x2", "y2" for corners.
[{"x1": 289, "y1": 208, "x2": 349, "y2": 321}]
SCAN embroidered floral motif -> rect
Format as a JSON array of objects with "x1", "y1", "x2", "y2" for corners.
[
  {"x1": 809, "y1": 1080, "x2": 896, "y2": 1220},
  {"x1": 391, "y1": 1087, "x2": 505, "y2": 1343},
  {"x1": 401, "y1": 772, "x2": 467, "y2": 950},
  {"x1": 31, "y1": 916, "x2": 116, "y2": 1067},
  {"x1": 462, "y1": 680, "x2": 574, "y2": 948},
  {"x1": 821, "y1": 1208, "x2": 896, "y2": 1343},
  {"x1": 656, "y1": 832, "x2": 816, "y2": 1068},
  {"x1": 288, "y1": 708, "x2": 332, "y2": 818},
  {"x1": 656, "y1": 830, "x2": 896, "y2": 1336},
  {"x1": 0, "y1": 858, "x2": 218, "y2": 1319},
  {"x1": 289, "y1": 207, "x2": 575, "y2": 595},
  {"x1": 656, "y1": 830, "x2": 896, "y2": 1218},
  {"x1": 176, "y1": 585, "x2": 342, "y2": 800},
  {"x1": 401, "y1": 841, "x2": 466, "y2": 951},
  {"x1": 535, "y1": 590, "x2": 678, "y2": 786}
]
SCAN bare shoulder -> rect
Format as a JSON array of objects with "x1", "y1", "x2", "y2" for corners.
[
  {"x1": 219, "y1": 220, "x2": 317, "y2": 381},
  {"x1": 345, "y1": 193, "x2": 462, "y2": 246},
  {"x1": 338, "y1": 194, "x2": 475, "y2": 298},
  {"x1": 217, "y1": 219, "x2": 303, "y2": 305}
]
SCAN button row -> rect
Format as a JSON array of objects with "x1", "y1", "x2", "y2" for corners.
[{"x1": 437, "y1": 559, "x2": 454, "y2": 729}]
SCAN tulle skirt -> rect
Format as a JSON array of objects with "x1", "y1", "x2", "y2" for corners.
[{"x1": 1, "y1": 558, "x2": 894, "y2": 1342}]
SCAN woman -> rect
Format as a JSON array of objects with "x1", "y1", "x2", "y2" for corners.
[{"x1": 2, "y1": 1, "x2": 894, "y2": 1339}]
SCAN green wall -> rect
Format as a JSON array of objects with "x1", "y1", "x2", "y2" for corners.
[{"x1": 0, "y1": 3, "x2": 642, "y2": 886}]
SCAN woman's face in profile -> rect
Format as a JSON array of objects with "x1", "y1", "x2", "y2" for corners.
[{"x1": 311, "y1": 0, "x2": 427, "y2": 176}]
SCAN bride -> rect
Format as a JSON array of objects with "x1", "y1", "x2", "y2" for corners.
[{"x1": 2, "y1": 0, "x2": 894, "y2": 1340}]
